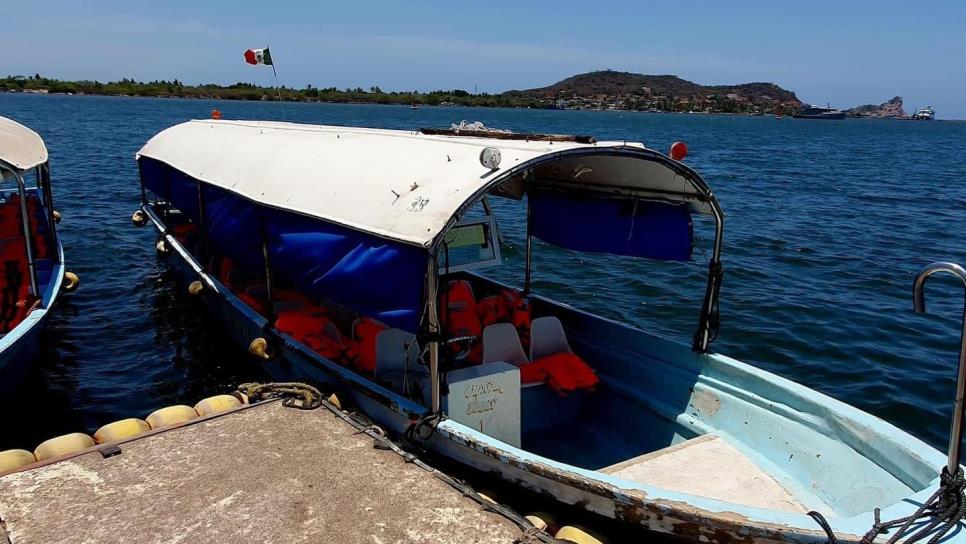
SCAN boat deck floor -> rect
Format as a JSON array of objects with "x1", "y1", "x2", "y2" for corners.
[
  {"x1": 0, "y1": 401, "x2": 522, "y2": 544},
  {"x1": 601, "y1": 434, "x2": 808, "y2": 513}
]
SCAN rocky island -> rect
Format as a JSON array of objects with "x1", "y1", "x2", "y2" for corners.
[{"x1": 845, "y1": 96, "x2": 908, "y2": 119}]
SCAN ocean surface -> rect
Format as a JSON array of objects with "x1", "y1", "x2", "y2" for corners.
[{"x1": 1, "y1": 93, "x2": 965, "y2": 453}]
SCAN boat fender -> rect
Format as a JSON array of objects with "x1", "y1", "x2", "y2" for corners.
[
  {"x1": 248, "y1": 337, "x2": 273, "y2": 360},
  {"x1": 63, "y1": 271, "x2": 80, "y2": 292},
  {"x1": 155, "y1": 237, "x2": 169, "y2": 256},
  {"x1": 131, "y1": 209, "x2": 147, "y2": 227},
  {"x1": 93, "y1": 418, "x2": 150, "y2": 444},
  {"x1": 188, "y1": 280, "x2": 205, "y2": 296},
  {"x1": 0, "y1": 449, "x2": 37, "y2": 473},
  {"x1": 194, "y1": 394, "x2": 242, "y2": 417},
  {"x1": 52, "y1": 210, "x2": 61, "y2": 223},
  {"x1": 524, "y1": 512, "x2": 558, "y2": 534},
  {"x1": 476, "y1": 490, "x2": 499, "y2": 505},
  {"x1": 146, "y1": 405, "x2": 199, "y2": 429},
  {"x1": 556, "y1": 525, "x2": 605, "y2": 544},
  {"x1": 34, "y1": 432, "x2": 96, "y2": 461}
]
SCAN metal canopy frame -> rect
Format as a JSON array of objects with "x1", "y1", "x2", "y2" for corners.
[
  {"x1": 428, "y1": 147, "x2": 726, "y2": 416},
  {"x1": 0, "y1": 159, "x2": 55, "y2": 298}
]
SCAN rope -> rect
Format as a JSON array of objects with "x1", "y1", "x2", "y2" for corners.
[
  {"x1": 810, "y1": 467, "x2": 966, "y2": 544},
  {"x1": 236, "y1": 382, "x2": 323, "y2": 410}
]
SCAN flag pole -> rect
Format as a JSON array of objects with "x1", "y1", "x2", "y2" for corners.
[{"x1": 268, "y1": 44, "x2": 286, "y2": 120}]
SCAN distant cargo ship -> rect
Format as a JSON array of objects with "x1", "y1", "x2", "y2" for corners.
[
  {"x1": 912, "y1": 106, "x2": 935, "y2": 120},
  {"x1": 793, "y1": 104, "x2": 846, "y2": 120}
]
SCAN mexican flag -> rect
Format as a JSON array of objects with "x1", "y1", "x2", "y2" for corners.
[{"x1": 244, "y1": 47, "x2": 273, "y2": 66}]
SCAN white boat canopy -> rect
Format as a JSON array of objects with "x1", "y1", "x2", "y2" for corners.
[
  {"x1": 137, "y1": 120, "x2": 717, "y2": 248},
  {"x1": 0, "y1": 116, "x2": 48, "y2": 172}
]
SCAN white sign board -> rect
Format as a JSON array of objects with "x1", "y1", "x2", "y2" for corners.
[{"x1": 445, "y1": 362, "x2": 521, "y2": 448}]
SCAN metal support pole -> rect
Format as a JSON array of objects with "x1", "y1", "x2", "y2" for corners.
[
  {"x1": 137, "y1": 160, "x2": 148, "y2": 206},
  {"x1": 693, "y1": 197, "x2": 725, "y2": 352},
  {"x1": 260, "y1": 216, "x2": 276, "y2": 324},
  {"x1": 197, "y1": 182, "x2": 209, "y2": 266},
  {"x1": 11, "y1": 170, "x2": 39, "y2": 297},
  {"x1": 40, "y1": 165, "x2": 58, "y2": 258},
  {"x1": 913, "y1": 261, "x2": 966, "y2": 475},
  {"x1": 523, "y1": 197, "x2": 533, "y2": 294},
  {"x1": 426, "y1": 257, "x2": 442, "y2": 414}
]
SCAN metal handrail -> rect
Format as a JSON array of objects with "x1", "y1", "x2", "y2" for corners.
[{"x1": 913, "y1": 261, "x2": 966, "y2": 474}]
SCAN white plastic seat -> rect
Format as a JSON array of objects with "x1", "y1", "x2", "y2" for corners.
[
  {"x1": 374, "y1": 328, "x2": 424, "y2": 393},
  {"x1": 374, "y1": 328, "x2": 416, "y2": 378},
  {"x1": 529, "y1": 316, "x2": 573, "y2": 361},
  {"x1": 482, "y1": 323, "x2": 529, "y2": 366}
]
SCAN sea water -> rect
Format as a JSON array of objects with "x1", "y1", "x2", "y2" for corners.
[{"x1": 1, "y1": 93, "x2": 965, "y2": 452}]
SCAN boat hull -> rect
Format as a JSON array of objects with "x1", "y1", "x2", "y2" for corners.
[
  {"x1": 0, "y1": 247, "x2": 65, "y2": 397},
  {"x1": 149, "y1": 213, "x2": 957, "y2": 544}
]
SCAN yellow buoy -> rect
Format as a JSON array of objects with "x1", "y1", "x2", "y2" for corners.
[
  {"x1": 63, "y1": 271, "x2": 80, "y2": 292},
  {"x1": 327, "y1": 393, "x2": 342, "y2": 410},
  {"x1": 52, "y1": 210, "x2": 62, "y2": 223},
  {"x1": 93, "y1": 418, "x2": 151, "y2": 444},
  {"x1": 34, "y1": 433, "x2": 95, "y2": 461},
  {"x1": 188, "y1": 280, "x2": 205, "y2": 296},
  {"x1": 0, "y1": 449, "x2": 37, "y2": 473},
  {"x1": 131, "y1": 209, "x2": 147, "y2": 227},
  {"x1": 194, "y1": 394, "x2": 242, "y2": 417},
  {"x1": 155, "y1": 238, "x2": 169, "y2": 255},
  {"x1": 525, "y1": 512, "x2": 558, "y2": 533},
  {"x1": 146, "y1": 405, "x2": 199, "y2": 429},
  {"x1": 477, "y1": 490, "x2": 499, "y2": 505},
  {"x1": 248, "y1": 337, "x2": 271, "y2": 359},
  {"x1": 556, "y1": 525, "x2": 605, "y2": 544}
]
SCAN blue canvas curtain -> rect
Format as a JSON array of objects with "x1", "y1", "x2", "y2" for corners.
[
  {"x1": 529, "y1": 188, "x2": 693, "y2": 261},
  {"x1": 139, "y1": 157, "x2": 427, "y2": 331}
]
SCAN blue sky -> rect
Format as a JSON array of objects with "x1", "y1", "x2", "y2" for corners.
[{"x1": 3, "y1": 0, "x2": 964, "y2": 118}]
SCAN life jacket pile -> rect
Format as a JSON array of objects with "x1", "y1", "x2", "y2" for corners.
[
  {"x1": 0, "y1": 195, "x2": 47, "y2": 333},
  {"x1": 442, "y1": 280, "x2": 534, "y2": 365},
  {"x1": 519, "y1": 352, "x2": 599, "y2": 396},
  {"x1": 273, "y1": 304, "x2": 388, "y2": 374}
]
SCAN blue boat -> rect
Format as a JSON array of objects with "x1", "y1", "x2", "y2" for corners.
[
  {"x1": 135, "y1": 119, "x2": 966, "y2": 543},
  {"x1": 0, "y1": 117, "x2": 68, "y2": 395}
]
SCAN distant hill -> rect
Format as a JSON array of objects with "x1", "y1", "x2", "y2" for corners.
[
  {"x1": 502, "y1": 70, "x2": 802, "y2": 113},
  {"x1": 845, "y1": 96, "x2": 907, "y2": 119}
]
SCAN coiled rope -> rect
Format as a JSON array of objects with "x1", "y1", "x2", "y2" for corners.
[
  {"x1": 810, "y1": 467, "x2": 966, "y2": 544},
  {"x1": 236, "y1": 382, "x2": 323, "y2": 410}
]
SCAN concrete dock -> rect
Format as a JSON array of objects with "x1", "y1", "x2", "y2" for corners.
[{"x1": 0, "y1": 400, "x2": 527, "y2": 544}]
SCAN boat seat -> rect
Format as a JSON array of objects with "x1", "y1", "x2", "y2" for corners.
[
  {"x1": 601, "y1": 435, "x2": 808, "y2": 514},
  {"x1": 482, "y1": 323, "x2": 529, "y2": 367},
  {"x1": 529, "y1": 316, "x2": 573, "y2": 361},
  {"x1": 374, "y1": 328, "x2": 426, "y2": 392}
]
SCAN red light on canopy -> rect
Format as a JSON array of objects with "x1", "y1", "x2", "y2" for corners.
[{"x1": 669, "y1": 141, "x2": 688, "y2": 161}]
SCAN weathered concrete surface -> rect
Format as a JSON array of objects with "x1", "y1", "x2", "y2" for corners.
[{"x1": 0, "y1": 402, "x2": 522, "y2": 544}]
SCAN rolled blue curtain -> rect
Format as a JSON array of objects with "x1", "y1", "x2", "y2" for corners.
[{"x1": 529, "y1": 189, "x2": 693, "y2": 261}]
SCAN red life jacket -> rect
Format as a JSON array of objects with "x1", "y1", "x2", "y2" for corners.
[
  {"x1": 443, "y1": 280, "x2": 483, "y2": 363},
  {"x1": 519, "y1": 352, "x2": 599, "y2": 395},
  {"x1": 352, "y1": 317, "x2": 388, "y2": 374}
]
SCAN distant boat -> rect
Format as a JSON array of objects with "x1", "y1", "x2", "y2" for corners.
[
  {"x1": 411, "y1": 102, "x2": 419, "y2": 110},
  {"x1": 913, "y1": 106, "x2": 935, "y2": 120},
  {"x1": 793, "y1": 104, "x2": 846, "y2": 120}
]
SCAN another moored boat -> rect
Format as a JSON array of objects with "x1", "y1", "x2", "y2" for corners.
[
  {"x1": 0, "y1": 117, "x2": 68, "y2": 394},
  {"x1": 134, "y1": 119, "x2": 964, "y2": 543},
  {"x1": 794, "y1": 104, "x2": 847, "y2": 120},
  {"x1": 913, "y1": 106, "x2": 936, "y2": 120}
]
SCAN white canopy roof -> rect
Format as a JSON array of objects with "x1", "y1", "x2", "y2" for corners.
[
  {"x1": 0, "y1": 116, "x2": 48, "y2": 172},
  {"x1": 137, "y1": 120, "x2": 714, "y2": 247}
]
